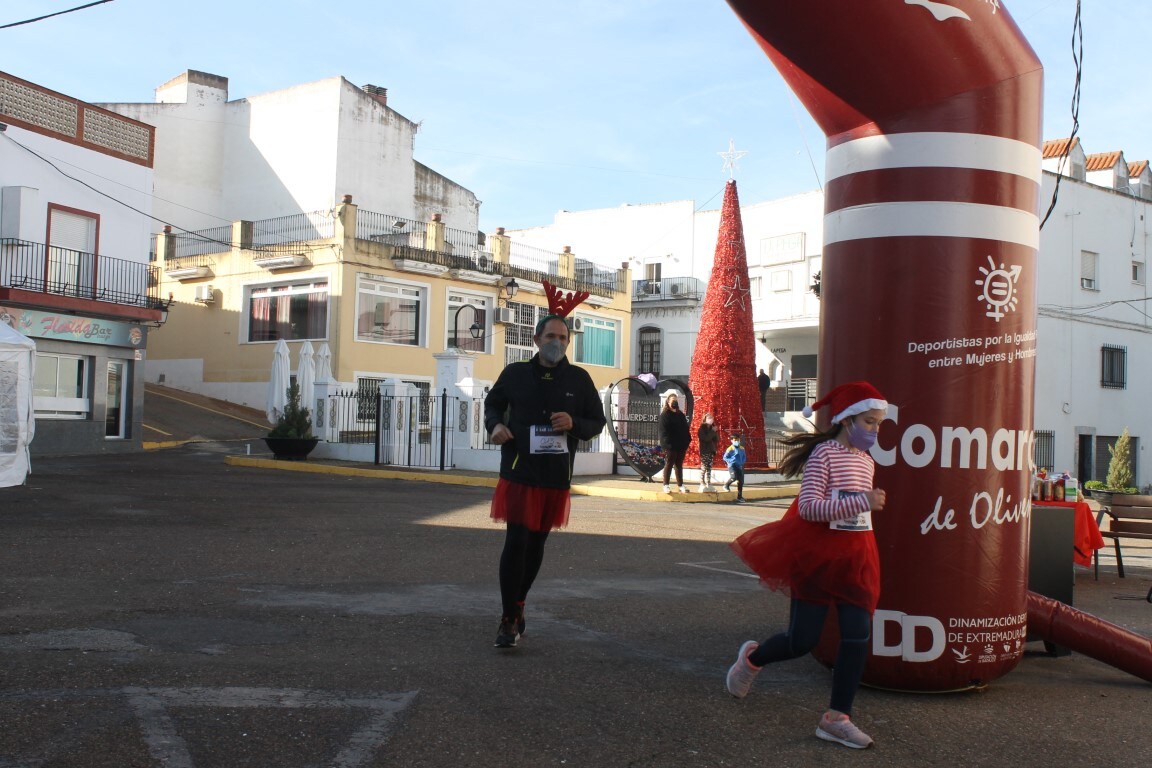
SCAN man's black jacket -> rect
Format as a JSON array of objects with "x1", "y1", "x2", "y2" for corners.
[{"x1": 483, "y1": 354, "x2": 606, "y2": 489}]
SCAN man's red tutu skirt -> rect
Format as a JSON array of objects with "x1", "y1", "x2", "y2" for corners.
[
  {"x1": 490, "y1": 478, "x2": 572, "y2": 532},
  {"x1": 731, "y1": 498, "x2": 881, "y2": 613}
]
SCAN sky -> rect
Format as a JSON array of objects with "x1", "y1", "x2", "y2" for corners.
[{"x1": 3, "y1": 0, "x2": 1148, "y2": 235}]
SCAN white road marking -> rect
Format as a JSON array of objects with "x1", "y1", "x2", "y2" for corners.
[
  {"x1": 678, "y1": 561, "x2": 758, "y2": 579},
  {"x1": 0, "y1": 687, "x2": 417, "y2": 767}
]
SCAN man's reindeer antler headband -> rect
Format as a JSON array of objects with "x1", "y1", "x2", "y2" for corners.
[{"x1": 542, "y1": 281, "x2": 590, "y2": 318}]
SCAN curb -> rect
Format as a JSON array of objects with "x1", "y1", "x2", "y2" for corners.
[{"x1": 223, "y1": 456, "x2": 799, "y2": 503}]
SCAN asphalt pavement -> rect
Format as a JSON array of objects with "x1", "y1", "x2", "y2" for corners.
[
  {"x1": 10, "y1": 390, "x2": 1152, "y2": 765},
  {"x1": 143, "y1": 384, "x2": 271, "y2": 450},
  {"x1": 2, "y1": 437, "x2": 1151, "y2": 767}
]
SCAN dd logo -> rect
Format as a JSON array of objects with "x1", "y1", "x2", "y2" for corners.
[{"x1": 873, "y1": 610, "x2": 946, "y2": 662}]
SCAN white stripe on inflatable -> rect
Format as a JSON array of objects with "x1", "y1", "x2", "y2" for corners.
[
  {"x1": 824, "y1": 201, "x2": 1039, "y2": 248},
  {"x1": 825, "y1": 133, "x2": 1042, "y2": 183}
]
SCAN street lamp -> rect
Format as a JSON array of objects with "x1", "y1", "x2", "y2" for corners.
[
  {"x1": 503, "y1": 277, "x2": 519, "y2": 302},
  {"x1": 148, "y1": 293, "x2": 176, "y2": 328},
  {"x1": 452, "y1": 303, "x2": 484, "y2": 349}
]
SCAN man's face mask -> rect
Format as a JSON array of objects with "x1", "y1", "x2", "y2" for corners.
[{"x1": 539, "y1": 340, "x2": 566, "y2": 365}]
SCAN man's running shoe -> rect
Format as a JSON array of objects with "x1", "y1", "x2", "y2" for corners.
[{"x1": 494, "y1": 617, "x2": 520, "y2": 648}]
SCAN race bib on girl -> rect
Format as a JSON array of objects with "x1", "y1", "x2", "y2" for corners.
[{"x1": 829, "y1": 489, "x2": 872, "y2": 531}]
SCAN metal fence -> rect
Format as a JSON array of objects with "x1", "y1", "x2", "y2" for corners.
[
  {"x1": 172, "y1": 225, "x2": 234, "y2": 258},
  {"x1": 356, "y1": 211, "x2": 427, "y2": 245},
  {"x1": 251, "y1": 210, "x2": 335, "y2": 248},
  {"x1": 320, "y1": 388, "x2": 607, "y2": 467},
  {"x1": 787, "y1": 378, "x2": 818, "y2": 412}
]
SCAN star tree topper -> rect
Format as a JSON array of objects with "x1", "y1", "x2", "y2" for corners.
[{"x1": 718, "y1": 139, "x2": 748, "y2": 179}]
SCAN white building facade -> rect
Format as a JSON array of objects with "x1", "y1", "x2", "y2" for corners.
[
  {"x1": 100, "y1": 71, "x2": 480, "y2": 235},
  {"x1": 1, "y1": 70, "x2": 163, "y2": 455},
  {"x1": 513, "y1": 145, "x2": 1152, "y2": 487}
]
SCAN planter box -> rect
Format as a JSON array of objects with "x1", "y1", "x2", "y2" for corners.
[{"x1": 264, "y1": 437, "x2": 319, "y2": 461}]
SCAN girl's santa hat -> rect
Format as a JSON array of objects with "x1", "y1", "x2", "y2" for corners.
[{"x1": 803, "y1": 381, "x2": 888, "y2": 425}]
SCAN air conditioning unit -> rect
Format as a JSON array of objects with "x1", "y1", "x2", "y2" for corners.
[
  {"x1": 1080, "y1": 277, "x2": 1097, "y2": 290},
  {"x1": 569, "y1": 317, "x2": 585, "y2": 333},
  {"x1": 469, "y1": 249, "x2": 492, "y2": 270},
  {"x1": 669, "y1": 282, "x2": 684, "y2": 296},
  {"x1": 494, "y1": 307, "x2": 515, "y2": 324},
  {"x1": 193, "y1": 284, "x2": 215, "y2": 303}
]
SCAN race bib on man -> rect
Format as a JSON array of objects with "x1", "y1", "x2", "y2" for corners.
[
  {"x1": 829, "y1": 489, "x2": 872, "y2": 531},
  {"x1": 530, "y1": 425, "x2": 568, "y2": 454}
]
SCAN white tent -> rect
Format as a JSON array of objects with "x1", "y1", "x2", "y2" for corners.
[{"x1": 0, "y1": 322, "x2": 36, "y2": 488}]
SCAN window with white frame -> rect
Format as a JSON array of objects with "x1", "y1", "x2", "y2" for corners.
[
  {"x1": 356, "y1": 276, "x2": 425, "y2": 346},
  {"x1": 105, "y1": 359, "x2": 128, "y2": 438},
  {"x1": 34, "y1": 352, "x2": 88, "y2": 419},
  {"x1": 1133, "y1": 260, "x2": 1145, "y2": 285},
  {"x1": 638, "y1": 326, "x2": 661, "y2": 378},
  {"x1": 1080, "y1": 250, "x2": 1099, "y2": 290},
  {"x1": 573, "y1": 315, "x2": 618, "y2": 367},
  {"x1": 749, "y1": 276, "x2": 762, "y2": 299},
  {"x1": 248, "y1": 280, "x2": 329, "y2": 342},
  {"x1": 503, "y1": 300, "x2": 549, "y2": 366},
  {"x1": 446, "y1": 291, "x2": 490, "y2": 353},
  {"x1": 47, "y1": 205, "x2": 97, "y2": 297}
]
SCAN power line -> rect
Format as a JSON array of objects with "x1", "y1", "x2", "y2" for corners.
[
  {"x1": 0, "y1": 130, "x2": 322, "y2": 254},
  {"x1": 1039, "y1": 0, "x2": 1083, "y2": 230},
  {"x1": 0, "y1": 0, "x2": 114, "y2": 30}
]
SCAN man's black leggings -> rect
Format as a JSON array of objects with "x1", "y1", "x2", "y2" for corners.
[{"x1": 499, "y1": 523, "x2": 550, "y2": 619}]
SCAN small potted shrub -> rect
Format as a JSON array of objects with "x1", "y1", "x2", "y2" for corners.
[
  {"x1": 1086, "y1": 428, "x2": 1138, "y2": 506},
  {"x1": 264, "y1": 380, "x2": 319, "y2": 460}
]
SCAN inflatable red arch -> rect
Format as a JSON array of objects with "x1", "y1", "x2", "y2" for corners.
[{"x1": 724, "y1": 0, "x2": 1151, "y2": 689}]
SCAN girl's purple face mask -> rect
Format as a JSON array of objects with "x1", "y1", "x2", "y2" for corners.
[{"x1": 846, "y1": 421, "x2": 877, "y2": 451}]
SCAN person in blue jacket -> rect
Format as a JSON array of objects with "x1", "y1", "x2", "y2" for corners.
[
  {"x1": 723, "y1": 433, "x2": 748, "y2": 503},
  {"x1": 483, "y1": 314, "x2": 606, "y2": 648}
]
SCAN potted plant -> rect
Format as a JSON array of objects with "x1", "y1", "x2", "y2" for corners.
[
  {"x1": 1084, "y1": 428, "x2": 1138, "y2": 506},
  {"x1": 263, "y1": 380, "x2": 319, "y2": 460}
]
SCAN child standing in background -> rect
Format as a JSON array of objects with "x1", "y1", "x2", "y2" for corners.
[
  {"x1": 722, "y1": 433, "x2": 747, "y2": 503},
  {"x1": 697, "y1": 413, "x2": 719, "y2": 492}
]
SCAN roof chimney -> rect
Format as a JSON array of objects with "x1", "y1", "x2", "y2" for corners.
[{"x1": 362, "y1": 84, "x2": 388, "y2": 107}]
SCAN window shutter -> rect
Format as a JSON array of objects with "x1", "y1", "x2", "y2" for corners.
[{"x1": 49, "y1": 209, "x2": 96, "y2": 253}]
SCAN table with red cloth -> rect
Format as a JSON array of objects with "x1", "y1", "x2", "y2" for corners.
[{"x1": 1033, "y1": 499, "x2": 1105, "y2": 567}]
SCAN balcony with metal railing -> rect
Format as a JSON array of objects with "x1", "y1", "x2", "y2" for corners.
[
  {"x1": 632, "y1": 276, "x2": 706, "y2": 302},
  {"x1": 155, "y1": 207, "x2": 629, "y2": 299},
  {"x1": 0, "y1": 237, "x2": 160, "y2": 313}
]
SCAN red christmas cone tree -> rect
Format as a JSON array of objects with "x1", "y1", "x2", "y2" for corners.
[{"x1": 686, "y1": 179, "x2": 767, "y2": 467}]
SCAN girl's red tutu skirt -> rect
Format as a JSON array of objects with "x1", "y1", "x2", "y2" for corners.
[
  {"x1": 731, "y1": 498, "x2": 881, "y2": 613},
  {"x1": 490, "y1": 478, "x2": 572, "y2": 532}
]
